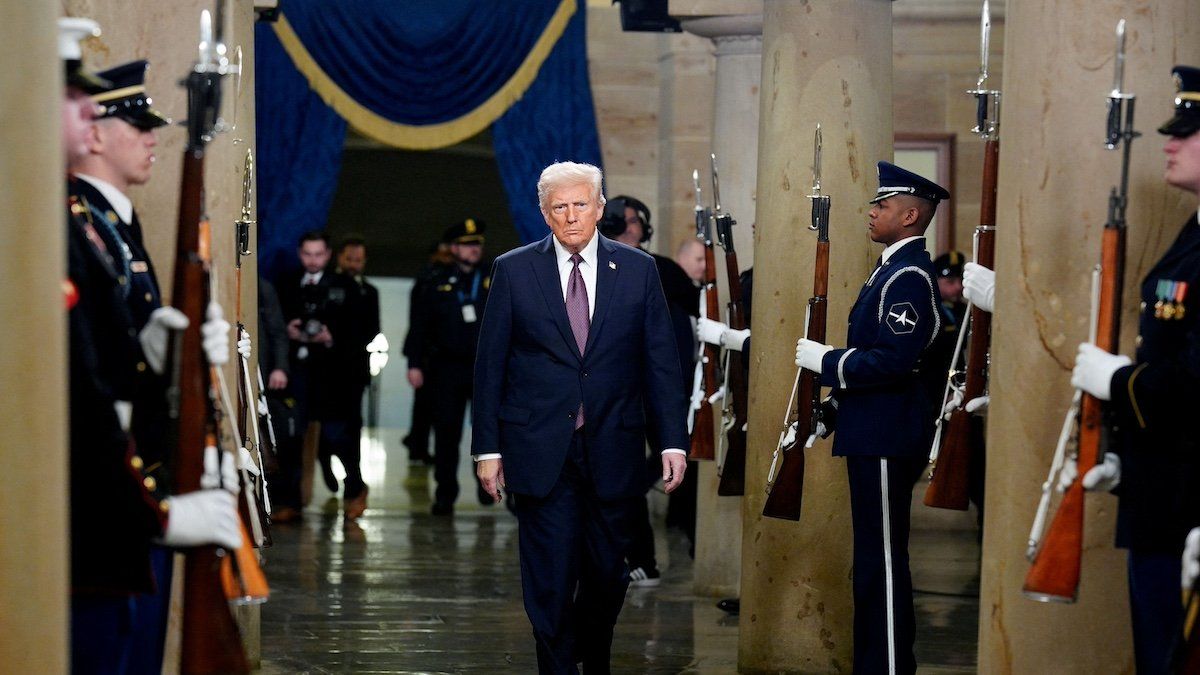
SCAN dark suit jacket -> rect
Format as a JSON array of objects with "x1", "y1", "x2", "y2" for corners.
[
  {"x1": 472, "y1": 234, "x2": 688, "y2": 500},
  {"x1": 819, "y1": 238, "x2": 940, "y2": 458}
]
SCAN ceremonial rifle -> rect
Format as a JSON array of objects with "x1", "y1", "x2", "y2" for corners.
[
  {"x1": 925, "y1": 0, "x2": 999, "y2": 510},
  {"x1": 763, "y1": 124, "x2": 829, "y2": 521},
  {"x1": 1172, "y1": 578, "x2": 1200, "y2": 673},
  {"x1": 688, "y1": 169, "x2": 718, "y2": 461},
  {"x1": 165, "y1": 9, "x2": 265, "y2": 672},
  {"x1": 1023, "y1": 18, "x2": 1139, "y2": 603},
  {"x1": 712, "y1": 154, "x2": 747, "y2": 495}
]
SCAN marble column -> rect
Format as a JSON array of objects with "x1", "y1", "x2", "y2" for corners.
[
  {"x1": 978, "y1": 2, "x2": 1200, "y2": 672},
  {"x1": 681, "y1": 13, "x2": 763, "y2": 599},
  {"x1": 739, "y1": 1, "x2": 893, "y2": 671},
  {"x1": 0, "y1": 5, "x2": 68, "y2": 672}
]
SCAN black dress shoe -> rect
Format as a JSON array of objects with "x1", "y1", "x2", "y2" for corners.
[
  {"x1": 716, "y1": 598, "x2": 740, "y2": 615},
  {"x1": 430, "y1": 501, "x2": 454, "y2": 516}
]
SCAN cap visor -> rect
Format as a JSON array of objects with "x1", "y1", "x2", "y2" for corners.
[
  {"x1": 1158, "y1": 114, "x2": 1200, "y2": 137},
  {"x1": 68, "y1": 69, "x2": 112, "y2": 95},
  {"x1": 869, "y1": 190, "x2": 903, "y2": 205}
]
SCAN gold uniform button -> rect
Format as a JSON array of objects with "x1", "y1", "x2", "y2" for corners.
[
  {"x1": 1140, "y1": 301, "x2": 1147, "y2": 311},
  {"x1": 145, "y1": 292, "x2": 153, "y2": 302},
  {"x1": 137, "y1": 361, "x2": 147, "y2": 372},
  {"x1": 1135, "y1": 335, "x2": 1143, "y2": 348},
  {"x1": 130, "y1": 455, "x2": 144, "y2": 470},
  {"x1": 159, "y1": 501, "x2": 170, "y2": 513},
  {"x1": 118, "y1": 275, "x2": 127, "y2": 286},
  {"x1": 143, "y1": 477, "x2": 157, "y2": 491}
]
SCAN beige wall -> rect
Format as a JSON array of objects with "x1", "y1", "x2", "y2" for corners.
[{"x1": 0, "y1": 4, "x2": 68, "y2": 671}]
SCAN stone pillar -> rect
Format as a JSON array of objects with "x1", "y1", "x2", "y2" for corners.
[
  {"x1": 66, "y1": 0, "x2": 260, "y2": 665},
  {"x1": 681, "y1": 12, "x2": 763, "y2": 598},
  {"x1": 0, "y1": 5, "x2": 68, "y2": 672},
  {"x1": 739, "y1": 1, "x2": 893, "y2": 671},
  {"x1": 979, "y1": 2, "x2": 1200, "y2": 672}
]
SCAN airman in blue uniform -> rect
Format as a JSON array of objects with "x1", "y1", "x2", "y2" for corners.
[{"x1": 795, "y1": 161, "x2": 949, "y2": 675}]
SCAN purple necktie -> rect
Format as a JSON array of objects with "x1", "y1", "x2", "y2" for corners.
[{"x1": 566, "y1": 253, "x2": 590, "y2": 428}]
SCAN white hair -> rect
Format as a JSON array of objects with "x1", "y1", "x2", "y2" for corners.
[{"x1": 537, "y1": 161, "x2": 606, "y2": 213}]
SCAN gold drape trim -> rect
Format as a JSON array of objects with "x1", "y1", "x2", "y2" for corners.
[{"x1": 272, "y1": 0, "x2": 576, "y2": 150}]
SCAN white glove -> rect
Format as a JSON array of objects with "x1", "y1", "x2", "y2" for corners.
[
  {"x1": 199, "y1": 444, "x2": 239, "y2": 494},
  {"x1": 138, "y1": 307, "x2": 189, "y2": 374},
  {"x1": 159, "y1": 490, "x2": 241, "y2": 550},
  {"x1": 805, "y1": 421, "x2": 827, "y2": 448},
  {"x1": 795, "y1": 338, "x2": 833, "y2": 374},
  {"x1": 963, "y1": 262, "x2": 995, "y2": 313},
  {"x1": 202, "y1": 302, "x2": 231, "y2": 367},
  {"x1": 965, "y1": 395, "x2": 989, "y2": 415},
  {"x1": 697, "y1": 317, "x2": 728, "y2": 346},
  {"x1": 237, "y1": 328, "x2": 251, "y2": 361},
  {"x1": 1183, "y1": 528, "x2": 1200, "y2": 591},
  {"x1": 1058, "y1": 452, "x2": 1121, "y2": 492},
  {"x1": 941, "y1": 390, "x2": 964, "y2": 420},
  {"x1": 721, "y1": 327, "x2": 751, "y2": 352},
  {"x1": 1071, "y1": 343, "x2": 1132, "y2": 401}
]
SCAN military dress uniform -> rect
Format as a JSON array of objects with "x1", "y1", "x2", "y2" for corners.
[
  {"x1": 817, "y1": 163, "x2": 948, "y2": 675},
  {"x1": 407, "y1": 221, "x2": 490, "y2": 511},
  {"x1": 1101, "y1": 66, "x2": 1200, "y2": 674}
]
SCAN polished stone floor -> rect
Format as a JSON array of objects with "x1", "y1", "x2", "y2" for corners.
[{"x1": 258, "y1": 428, "x2": 980, "y2": 673}]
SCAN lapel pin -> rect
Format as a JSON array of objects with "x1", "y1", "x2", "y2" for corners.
[{"x1": 609, "y1": 261, "x2": 617, "y2": 270}]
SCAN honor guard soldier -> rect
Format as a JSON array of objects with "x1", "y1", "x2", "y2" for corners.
[
  {"x1": 1072, "y1": 65, "x2": 1200, "y2": 674},
  {"x1": 61, "y1": 22, "x2": 240, "y2": 672},
  {"x1": 794, "y1": 161, "x2": 948, "y2": 675},
  {"x1": 407, "y1": 219, "x2": 490, "y2": 515}
]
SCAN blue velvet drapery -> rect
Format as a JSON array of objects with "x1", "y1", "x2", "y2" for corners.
[{"x1": 255, "y1": 0, "x2": 603, "y2": 279}]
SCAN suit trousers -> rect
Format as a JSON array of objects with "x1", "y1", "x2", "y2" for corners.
[
  {"x1": 515, "y1": 430, "x2": 638, "y2": 675},
  {"x1": 430, "y1": 359, "x2": 474, "y2": 507},
  {"x1": 846, "y1": 455, "x2": 923, "y2": 675}
]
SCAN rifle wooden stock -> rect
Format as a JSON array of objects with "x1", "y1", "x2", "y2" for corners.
[
  {"x1": 170, "y1": 151, "x2": 251, "y2": 674},
  {"x1": 691, "y1": 241, "x2": 720, "y2": 461},
  {"x1": 1172, "y1": 583, "x2": 1200, "y2": 673},
  {"x1": 925, "y1": 138, "x2": 998, "y2": 510},
  {"x1": 1023, "y1": 195, "x2": 1125, "y2": 603},
  {"x1": 717, "y1": 251, "x2": 747, "y2": 496},
  {"x1": 763, "y1": 239, "x2": 828, "y2": 521}
]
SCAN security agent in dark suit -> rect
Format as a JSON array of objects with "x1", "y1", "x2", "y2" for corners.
[
  {"x1": 473, "y1": 162, "x2": 688, "y2": 674},
  {"x1": 407, "y1": 220, "x2": 490, "y2": 515},
  {"x1": 60, "y1": 28, "x2": 240, "y2": 672},
  {"x1": 1073, "y1": 65, "x2": 1200, "y2": 674},
  {"x1": 795, "y1": 161, "x2": 948, "y2": 675}
]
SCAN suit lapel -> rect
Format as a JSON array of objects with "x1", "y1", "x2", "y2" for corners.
[
  {"x1": 531, "y1": 235, "x2": 584, "y2": 362},
  {"x1": 584, "y1": 237, "x2": 619, "y2": 356}
]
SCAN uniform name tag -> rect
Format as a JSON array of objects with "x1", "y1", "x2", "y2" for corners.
[
  {"x1": 130, "y1": 261, "x2": 149, "y2": 273},
  {"x1": 462, "y1": 305, "x2": 477, "y2": 323}
]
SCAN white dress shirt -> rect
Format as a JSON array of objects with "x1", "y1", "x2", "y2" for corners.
[
  {"x1": 551, "y1": 231, "x2": 598, "y2": 319},
  {"x1": 302, "y1": 270, "x2": 324, "y2": 286},
  {"x1": 75, "y1": 173, "x2": 134, "y2": 225}
]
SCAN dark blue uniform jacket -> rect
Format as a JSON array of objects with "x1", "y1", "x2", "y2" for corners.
[{"x1": 819, "y1": 238, "x2": 940, "y2": 458}]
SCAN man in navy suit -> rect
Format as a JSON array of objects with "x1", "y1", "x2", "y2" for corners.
[
  {"x1": 473, "y1": 162, "x2": 688, "y2": 674},
  {"x1": 795, "y1": 161, "x2": 948, "y2": 675}
]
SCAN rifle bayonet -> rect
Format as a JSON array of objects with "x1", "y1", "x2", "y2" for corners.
[
  {"x1": 966, "y1": 0, "x2": 1000, "y2": 140},
  {"x1": 693, "y1": 169, "x2": 713, "y2": 246},
  {"x1": 711, "y1": 154, "x2": 736, "y2": 252},
  {"x1": 1105, "y1": 19, "x2": 1139, "y2": 151},
  {"x1": 236, "y1": 149, "x2": 254, "y2": 258},
  {"x1": 808, "y1": 124, "x2": 831, "y2": 240}
]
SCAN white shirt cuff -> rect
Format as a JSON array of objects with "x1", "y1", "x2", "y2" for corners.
[
  {"x1": 472, "y1": 453, "x2": 502, "y2": 462},
  {"x1": 661, "y1": 448, "x2": 687, "y2": 456}
]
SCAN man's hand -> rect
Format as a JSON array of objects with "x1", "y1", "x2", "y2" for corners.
[
  {"x1": 965, "y1": 395, "x2": 989, "y2": 416},
  {"x1": 237, "y1": 328, "x2": 252, "y2": 361},
  {"x1": 1071, "y1": 343, "x2": 1132, "y2": 401},
  {"x1": 662, "y1": 453, "x2": 687, "y2": 493},
  {"x1": 1183, "y1": 528, "x2": 1200, "y2": 591},
  {"x1": 139, "y1": 307, "x2": 190, "y2": 374},
  {"x1": 795, "y1": 338, "x2": 833, "y2": 373},
  {"x1": 312, "y1": 325, "x2": 334, "y2": 347},
  {"x1": 201, "y1": 303, "x2": 232, "y2": 366},
  {"x1": 159, "y1": 490, "x2": 242, "y2": 550},
  {"x1": 268, "y1": 369, "x2": 288, "y2": 390},
  {"x1": 941, "y1": 390, "x2": 964, "y2": 420},
  {"x1": 962, "y1": 262, "x2": 995, "y2": 313},
  {"x1": 286, "y1": 318, "x2": 303, "y2": 342},
  {"x1": 408, "y1": 368, "x2": 424, "y2": 389},
  {"x1": 697, "y1": 317, "x2": 729, "y2": 346},
  {"x1": 1058, "y1": 452, "x2": 1121, "y2": 492},
  {"x1": 476, "y1": 458, "x2": 504, "y2": 503}
]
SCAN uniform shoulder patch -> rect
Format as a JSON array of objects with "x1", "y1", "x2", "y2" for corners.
[{"x1": 886, "y1": 302, "x2": 919, "y2": 334}]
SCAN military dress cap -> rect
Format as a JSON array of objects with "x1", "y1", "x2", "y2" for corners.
[
  {"x1": 442, "y1": 218, "x2": 486, "y2": 245},
  {"x1": 58, "y1": 17, "x2": 110, "y2": 94},
  {"x1": 932, "y1": 251, "x2": 965, "y2": 278},
  {"x1": 93, "y1": 60, "x2": 171, "y2": 130},
  {"x1": 1159, "y1": 65, "x2": 1200, "y2": 138},
  {"x1": 870, "y1": 161, "x2": 951, "y2": 205}
]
